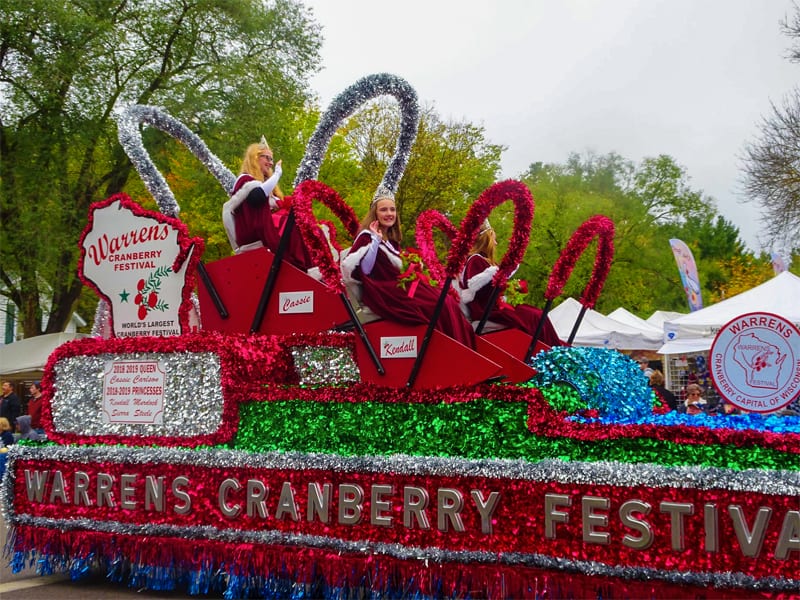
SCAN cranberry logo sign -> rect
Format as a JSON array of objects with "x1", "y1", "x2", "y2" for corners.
[
  {"x1": 278, "y1": 291, "x2": 314, "y2": 314},
  {"x1": 380, "y1": 336, "x2": 418, "y2": 359},
  {"x1": 710, "y1": 312, "x2": 800, "y2": 413}
]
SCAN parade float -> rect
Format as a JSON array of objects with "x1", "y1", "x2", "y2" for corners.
[{"x1": 1, "y1": 74, "x2": 798, "y2": 599}]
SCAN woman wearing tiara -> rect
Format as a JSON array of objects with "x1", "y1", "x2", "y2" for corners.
[
  {"x1": 459, "y1": 220, "x2": 562, "y2": 348},
  {"x1": 342, "y1": 188, "x2": 477, "y2": 349},
  {"x1": 222, "y1": 138, "x2": 312, "y2": 271}
]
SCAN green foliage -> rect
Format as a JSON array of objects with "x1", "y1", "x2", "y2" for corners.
[
  {"x1": 518, "y1": 152, "x2": 752, "y2": 316},
  {"x1": 337, "y1": 101, "x2": 504, "y2": 244},
  {"x1": 0, "y1": 0, "x2": 321, "y2": 336}
]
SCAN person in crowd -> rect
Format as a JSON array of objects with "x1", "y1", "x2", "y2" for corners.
[
  {"x1": 1, "y1": 381, "x2": 21, "y2": 432},
  {"x1": 15, "y1": 415, "x2": 46, "y2": 442},
  {"x1": 27, "y1": 381, "x2": 44, "y2": 432},
  {"x1": 0, "y1": 417, "x2": 14, "y2": 447},
  {"x1": 222, "y1": 137, "x2": 312, "y2": 272},
  {"x1": 649, "y1": 369, "x2": 678, "y2": 411},
  {"x1": 458, "y1": 220, "x2": 561, "y2": 347},
  {"x1": 684, "y1": 383, "x2": 707, "y2": 415},
  {"x1": 636, "y1": 356, "x2": 654, "y2": 379},
  {"x1": 341, "y1": 187, "x2": 476, "y2": 349}
]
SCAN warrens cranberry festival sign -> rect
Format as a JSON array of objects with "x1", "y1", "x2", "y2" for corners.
[{"x1": 79, "y1": 194, "x2": 202, "y2": 338}]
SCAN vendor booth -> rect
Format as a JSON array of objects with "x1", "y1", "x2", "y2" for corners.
[{"x1": 658, "y1": 271, "x2": 800, "y2": 394}]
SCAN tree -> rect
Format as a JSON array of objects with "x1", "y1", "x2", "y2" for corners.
[
  {"x1": 741, "y1": 6, "x2": 800, "y2": 250},
  {"x1": 0, "y1": 0, "x2": 321, "y2": 338},
  {"x1": 338, "y1": 100, "x2": 504, "y2": 241},
  {"x1": 520, "y1": 152, "x2": 749, "y2": 316}
]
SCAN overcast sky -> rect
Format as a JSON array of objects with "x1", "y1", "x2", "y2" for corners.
[{"x1": 303, "y1": 0, "x2": 797, "y2": 253}]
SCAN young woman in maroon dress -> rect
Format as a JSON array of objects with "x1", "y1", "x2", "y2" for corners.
[
  {"x1": 459, "y1": 220, "x2": 562, "y2": 347},
  {"x1": 341, "y1": 189, "x2": 476, "y2": 349},
  {"x1": 222, "y1": 139, "x2": 312, "y2": 272}
]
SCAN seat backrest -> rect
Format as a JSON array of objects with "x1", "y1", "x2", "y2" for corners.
[{"x1": 339, "y1": 247, "x2": 380, "y2": 324}]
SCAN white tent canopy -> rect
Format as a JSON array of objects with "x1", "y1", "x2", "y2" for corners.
[
  {"x1": 607, "y1": 307, "x2": 663, "y2": 334},
  {"x1": 646, "y1": 310, "x2": 685, "y2": 330},
  {"x1": 549, "y1": 298, "x2": 664, "y2": 350},
  {"x1": 659, "y1": 271, "x2": 800, "y2": 354},
  {"x1": 0, "y1": 332, "x2": 87, "y2": 378}
]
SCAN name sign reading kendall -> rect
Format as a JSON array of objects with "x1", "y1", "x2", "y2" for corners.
[
  {"x1": 381, "y1": 336, "x2": 418, "y2": 358},
  {"x1": 279, "y1": 291, "x2": 314, "y2": 314},
  {"x1": 102, "y1": 360, "x2": 165, "y2": 424}
]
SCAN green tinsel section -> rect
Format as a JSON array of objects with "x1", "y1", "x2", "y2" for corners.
[
  {"x1": 231, "y1": 400, "x2": 798, "y2": 472},
  {"x1": 538, "y1": 382, "x2": 584, "y2": 413}
]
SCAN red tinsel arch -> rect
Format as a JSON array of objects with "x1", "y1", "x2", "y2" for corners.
[
  {"x1": 445, "y1": 180, "x2": 534, "y2": 287},
  {"x1": 290, "y1": 180, "x2": 359, "y2": 293},
  {"x1": 415, "y1": 209, "x2": 458, "y2": 286},
  {"x1": 545, "y1": 215, "x2": 614, "y2": 308}
]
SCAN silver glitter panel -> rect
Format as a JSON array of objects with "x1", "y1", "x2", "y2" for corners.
[
  {"x1": 294, "y1": 73, "x2": 419, "y2": 194},
  {"x1": 290, "y1": 346, "x2": 359, "y2": 386},
  {"x1": 3, "y1": 445, "x2": 797, "y2": 592},
  {"x1": 50, "y1": 352, "x2": 222, "y2": 438}
]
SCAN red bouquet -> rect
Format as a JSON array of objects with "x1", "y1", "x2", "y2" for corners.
[
  {"x1": 503, "y1": 278, "x2": 528, "y2": 307},
  {"x1": 398, "y1": 248, "x2": 437, "y2": 297}
]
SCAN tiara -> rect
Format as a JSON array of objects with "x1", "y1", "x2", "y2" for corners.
[
  {"x1": 259, "y1": 135, "x2": 271, "y2": 152},
  {"x1": 479, "y1": 219, "x2": 492, "y2": 234},
  {"x1": 371, "y1": 185, "x2": 396, "y2": 205}
]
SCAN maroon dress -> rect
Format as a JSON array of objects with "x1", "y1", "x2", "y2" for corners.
[
  {"x1": 460, "y1": 253, "x2": 562, "y2": 347},
  {"x1": 343, "y1": 231, "x2": 476, "y2": 349},
  {"x1": 230, "y1": 175, "x2": 311, "y2": 271}
]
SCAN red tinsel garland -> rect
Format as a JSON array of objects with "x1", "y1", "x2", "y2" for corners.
[
  {"x1": 445, "y1": 181, "x2": 533, "y2": 287},
  {"x1": 11, "y1": 524, "x2": 768, "y2": 599},
  {"x1": 544, "y1": 215, "x2": 614, "y2": 307},
  {"x1": 13, "y1": 459, "x2": 797, "y2": 580},
  {"x1": 253, "y1": 379, "x2": 537, "y2": 405},
  {"x1": 78, "y1": 193, "x2": 205, "y2": 334},
  {"x1": 35, "y1": 331, "x2": 800, "y2": 453},
  {"x1": 415, "y1": 209, "x2": 457, "y2": 286},
  {"x1": 290, "y1": 180, "x2": 360, "y2": 293},
  {"x1": 526, "y1": 393, "x2": 800, "y2": 453}
]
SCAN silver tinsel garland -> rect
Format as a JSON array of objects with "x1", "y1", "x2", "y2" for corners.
[
  {"x1": 294, "y1": 73, "x2": 419, "y2": 194},
  {"x1": 116, "y1": 104, "x2": 236, "y2": 217}
]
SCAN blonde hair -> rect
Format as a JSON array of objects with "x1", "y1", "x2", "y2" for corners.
[
  {"x1": 685, "y1": 383, "x2": 703, "y2": 395},
  {"x1": 649, "y1": 369, "x2": 665, "y2": 386},
  {"x1": 239, "y1": 142, "x2": 283, "y2": 198},
  {"x1": 0, "y1": 417, "x2": 10, "y2": 432},
  {"x1": 469, "y1": 228, "x2": 497, "y2": 264},
  {"x1": 359, "y1": 197, "x2": 402, "y2": 243}
]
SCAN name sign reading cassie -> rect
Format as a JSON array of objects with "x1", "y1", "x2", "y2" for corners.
[
  {"x1": 102, "y1": 360, "x2": 165, "y2": 424},
  {"x1": 279, "y1": 291, "x2": 314, "y2": 314}
]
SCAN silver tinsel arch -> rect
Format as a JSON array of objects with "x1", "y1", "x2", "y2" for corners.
[
  {"x1": 294, "y1": 72, "x2": 420, "y2": 194},
  {"x1": 116, "y1": 104, "x2": 236, "y2": 218}
]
